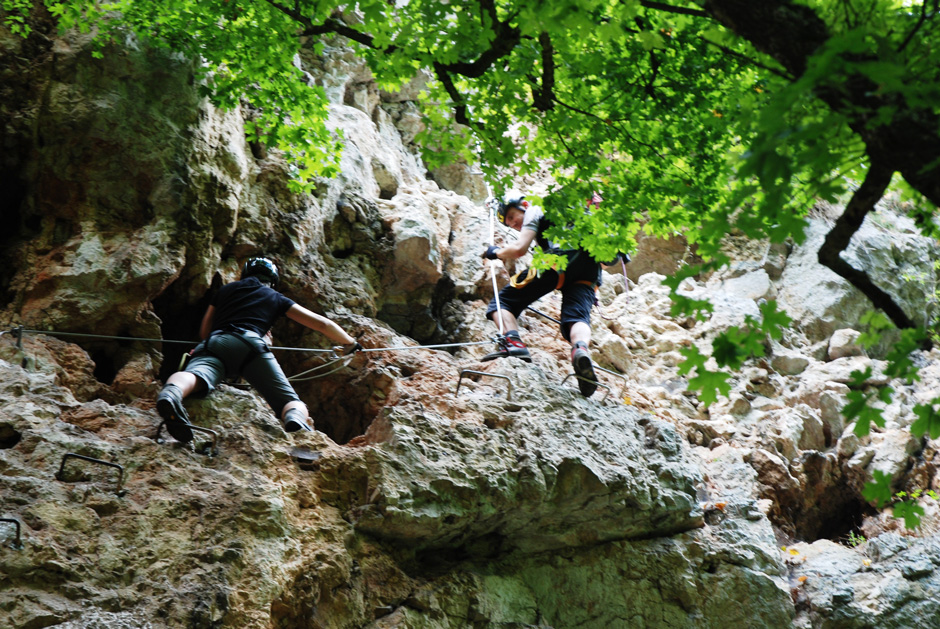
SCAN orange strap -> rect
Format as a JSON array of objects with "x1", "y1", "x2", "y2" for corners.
[{"x1": 555, "y1": 271, "x2": 596, "y2": 291}]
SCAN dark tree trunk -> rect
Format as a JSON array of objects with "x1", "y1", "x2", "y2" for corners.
[{"x1": 702, "y1": 0, "x2": 939, "y2": 338}]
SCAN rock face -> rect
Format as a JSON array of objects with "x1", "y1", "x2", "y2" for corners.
[{"x1": 2, "y1": 11, "x2": 940, "y2": 629}]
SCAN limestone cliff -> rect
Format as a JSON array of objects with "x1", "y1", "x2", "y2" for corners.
[{"x1": 1, "y1": 11, "x2": 939, "y2": 629}]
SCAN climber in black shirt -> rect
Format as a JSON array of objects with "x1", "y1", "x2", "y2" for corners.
[{"x1": 155, "y1": 257, "x2": 362, "y2": 443}]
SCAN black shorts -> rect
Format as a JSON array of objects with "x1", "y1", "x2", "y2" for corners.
[
  {"x1": 185, "y1": 331, "x2": 300, "y2": 416},
  {"x1": 486, "y1": 254, "x2": 599, "y2": 341}
]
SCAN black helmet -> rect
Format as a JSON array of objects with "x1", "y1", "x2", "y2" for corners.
[
  {"x1": 490, "y1": 191, "x2": 526, "y2": 225},
  {"x1": 242, "y1": 257, "x2": 279, "y2": 287}
]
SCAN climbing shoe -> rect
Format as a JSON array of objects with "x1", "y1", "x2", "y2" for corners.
[
  {"x1": 156, "y1": 384, "x2": 194, "y2": 443},
  {"x1": 571, "y1": 342, "x2": 598, "y2": 397},
  {"x1": 283, "y1": 408, "x2": 314, "y2": 433},
  {"x1": 481, "y1": 334, "x2": 532, "y2": 363}
]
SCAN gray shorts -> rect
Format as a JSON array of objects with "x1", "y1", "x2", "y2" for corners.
[{"x1": 185, "y1": 331, "x2": 300, "y2": 416}]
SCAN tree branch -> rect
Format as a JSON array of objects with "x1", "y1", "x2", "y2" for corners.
[
  {"x1": 644, "y1": 49, "x2": 660, "y2": 97},
  {"x1": 897, "y1": 0, "x2": 933, "y2": 53},
  {"x1": 436, "y1": 26, "x2": 520, "y2": 77},
  {"x1": 432, "y1": 62, "x2": 473, "y2": 127},
  {"x1": 639, "y1": 0, "x2": 709, "y2": 18},
  {"x1": 263, "y1": 0, "x2": 313, "y2": 28},
  {"x1": 532, "y1": 32, "x2": 555, "y2": 111},
  {"x1": 703, "y1": 0, "x2": 940, "y2": 211},
  {"x1": 696, "y1": 35, "x2": 792, "y2": 80},
  {"x1": 817, "y1": 163, "x2": 926, "y2": 340},
  {"x1": 262, "y1": 1, "x2": 392, "y2": 50},
  {"x1": 552, "y1": 96, "x2": 672, "y2": 162}
]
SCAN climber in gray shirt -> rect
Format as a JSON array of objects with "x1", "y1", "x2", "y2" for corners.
[{"x1": 482, "y1": 192, "x2": 603, "y2": 397}]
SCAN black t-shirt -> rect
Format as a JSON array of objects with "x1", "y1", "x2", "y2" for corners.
[
  {"x1": 210, "y1": 276, "x2": 296, "y2": 336},
  {"x1": 523, "y1": 206, "x2": 601, "y2": 284}
]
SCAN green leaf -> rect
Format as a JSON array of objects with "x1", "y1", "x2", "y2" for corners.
[
  {"x1": 892, "y1": 500, "x2": 925, "y2": 530},
  {"x1": 862, "y1": 471, "x2": 893, "y2": 508},
  {"x1": 712, "y1": 331, "x2": 747, "y2": 369},
  {"x1": 758, "y1": 301, "x2": 792, "y2": 340},
  {"x1": 857, "y1": 310, "x2": 893, "y2": 348},
  {"x1": 678, "y1": 345, "x2": 707, "y2": 377},
  {"x1": 842, "y1": 375, "x2": 891, "y2": 437},
  {"x1": 636, "y1": 30, "x2": 665, "y2": 51},
  {"x1": 883, "y1": 327, "x2": 926, "y2": 382},
  {"x1": 688, "y1": 370, "x2": 731, "y2": 406},
  {"x1": 911, "y1": 401, "x2": 940, "y2": 440},
  {"x1": 712, "y1": 324, "x2": 765, "y2": 369}
]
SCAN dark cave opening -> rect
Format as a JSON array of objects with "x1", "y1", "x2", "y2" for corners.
[
  {"x1": 816, "y1": 495, "x2": 876, "y2": 544},
  {"x1": 0, "y1": 176, "x2": 29, "y2": 310},
  {"x1": 776, "y1": 484, "x2": 877, "y2": 546},
  {"x1": 757, "y1": 450, "x2": 881, "y2": 546},
  {"x1": 286, "y1": 356, "x2": 383, "y2": 445},
  {"x1": 152, "y1": 273, "x2": 220, "y2": 383},
  {"x1": 89, "y1": 347, "x2": 119, "y2": 385},
  {"x1": 0, "y1": 424, "x2": 22, "y2": 449}
]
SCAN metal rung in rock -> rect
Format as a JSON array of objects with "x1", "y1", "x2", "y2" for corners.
[
  {"x1": 56, "y1": 453, "x2": 126, "y2": 496},
  {"x1": 456, "y1": 370, "x2": 512, "y2": 400},
  {"x1": 594, "y1": 365, "x2": 628, "y2": 400},
  {"x1": 1, "y1": 518, "x2": 22, "y2": 549},
  {"x1": 561, "y1": 373, "x2": 612, "y2": 402},
  {"x1": 155, "y1": 422, "x2": 219, "y2": 456}
]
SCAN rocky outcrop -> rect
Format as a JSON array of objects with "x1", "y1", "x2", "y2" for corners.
[{"x1": 2, "y1": 9, "x2": 940, "y2": 629}]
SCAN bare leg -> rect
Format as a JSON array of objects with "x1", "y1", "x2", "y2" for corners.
[
  {"x1": 494, "y1": 310, "x2": 520, "y2": 335},
  {"x1": 165, "y1": 371, "x2": 204, "y2": 399},
  {"x1": 569, "y1": 321, "x2": 597, "y2": 397},
  {"x1": 568, "y1": 321, "x2": 592, "y2": 349}
]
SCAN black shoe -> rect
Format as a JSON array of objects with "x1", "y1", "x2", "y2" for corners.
[
  {"x1": 481, "y1": 335, "x2": 532, "y2": 362},
  {"x1": 156, "y1": 385, "x2": 194, "y2": 443},
  {"x1": 571, "y1": 343, "x2": 598, "y2": 397},
  {"x1": 283, "y1": 409, "x2": 314, "y2": 433}
]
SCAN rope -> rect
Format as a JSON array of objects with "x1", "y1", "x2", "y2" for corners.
[
  {"x1": 488, "y1": 200, "x2": 505, "y2": 337},
  {"x1": 14, "y1": 328, "x2": 195, "y2": 345},
  {"x1": 8, "y1": 327, "x2": 492, "y2": 355},
  {"x1": 525, "y1": 306, "x2": 561, "y2": 325},
  {"x1": 288, "y1": 354, "x2": 355, "y2": 381},
  {"x1": 359, "y1": 340, "x2": 493, "y2": 352}
]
